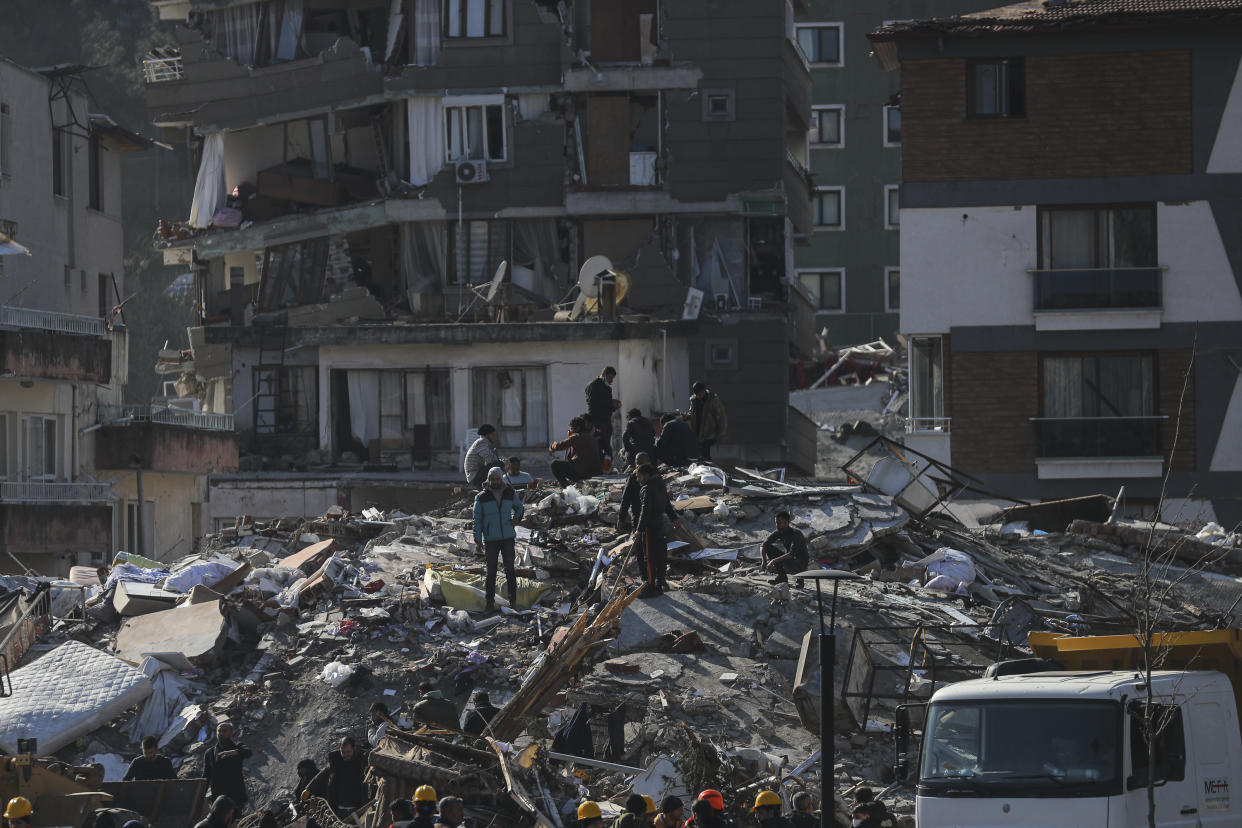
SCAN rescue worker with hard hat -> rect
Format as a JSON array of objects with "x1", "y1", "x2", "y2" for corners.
[
  {"x1": 685, "y1": 790, "x2": 734, "y2": 828},
  {"x1": 641, "y1": 796, "x2": 657, "y2": 827},
  {"x1": 578, "y1": 801, "x2": 605, "y2": 828},
  {"x1": 751, "y1": 792, "x2": 791, "y2": 828},
  {"x1": 4, "y1": 797, "x2": 32, "y2": 828},
  {"x1": 412, "y1": 785, "x2": 438, "y2": 828}
]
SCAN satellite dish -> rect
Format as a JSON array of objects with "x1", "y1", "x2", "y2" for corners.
[
  {"x1": 577, "y1": 255, "x2": 612, "y2": 299},
  {"x1": 484, "y1": 261, "x2": 508, "y2": 303}
]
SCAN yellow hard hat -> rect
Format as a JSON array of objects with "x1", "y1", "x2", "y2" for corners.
[
  {"x1": 414, "y1": 785, "x2": 438, "y2": 803},
  {"x1": 752, "y1": 791, "x2": 782, "y2": 811},
  {"x1": 578, "y1": 801, "x2": 602, "y2": 821},
  {"x1": 4, "y1": 797, "x2": 32, "y2": 819},
  {"x1": 642, "y1": 795, "x2": 656, "y2": 815}
]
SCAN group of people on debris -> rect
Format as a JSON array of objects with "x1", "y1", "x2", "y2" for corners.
[{"x1": 574, "y1": 785, "x2": 893, "y2": 828}]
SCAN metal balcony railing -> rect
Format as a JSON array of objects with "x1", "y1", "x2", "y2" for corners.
[
  {"x1": 142, "y1": 55, "x2": 184, "y2": 83},
  {"x1": 1032, "y1": 416, "x2": 1165, "y2": 458},
  {"x1": 1029, "y1": 266, "x2": 1165, "y2": 311},
  {"x1": 0, "y1": 305, "x2": 106, "y2": 336},
  {"x1": 907, "y1": 417, "x2": 952, "y2": 434},
  {"x1": 99, "y1": 404, "x2": 234, "y2": 432},
  {"x1": 0, "y1": 481, "x2": 114, "y2": 503}
]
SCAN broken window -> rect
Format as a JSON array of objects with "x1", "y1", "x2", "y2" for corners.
[
  {"x1": 588, "y1": 0, "x2": 657, "y2": 62},
  {"x1": 747, "y1": 217, "x2": 785, "y2": 297},
  {"x1": 449, "y1": 220, "x2": 508, "y2": 285},
  {"x1": 202, "y1": 3, "x2": 266, "y2": 65},
  {"x1": 444, "y1": 0, "x2": 505, "y2": 38},
  {"x1": 967, "y1": 58, "x2": 1024, "y2": 118},
  {"x1": 909, "y1": 337, "x2": 945, "y2": 430},
  {"x1": 339, "y1": 368, "x2": 452, "y2": 459},
  {"x1": 445, "y1": 99, "x2": 506, "y2": 162},
  {"x1": 471, "y1": 367, "x2": 547, "y2": 448},
  {"x1": 258, "y1": 238, "x2": 330, "y2": 311},
  {"x1": 20, "y1": 415, "x2": 57, "y2": 481},
  {"x1": 254, "y1": 366, "x2": 318, "y2": 437},
  {"x1": 584, "y1": 94, "x2": 659, "y2": 187},
  {"x1": 512, "y1": 218, "x2": 565, "y2": 298}
]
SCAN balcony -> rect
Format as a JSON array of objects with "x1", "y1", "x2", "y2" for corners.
[
  {"x1": 783, "y1": 152, "x2": 813, "y2": 240},
  {"x1": 1033, "y1": 416, "x2": 1165, "y2": 479},
  {"x1": 99, "y1": 404, "x2": 233, "y2": 432},
  {"x1": 1, "y1": 306, "x2": 106, "y2": 337},
  {"x1": 0, "y1": 482, "x2": 114, "y2": 503},
  {"x1": 1030, "y1": 267, "x2": 1165, "y2": 331},
  {"x1": 142, "y1": 53, "x2": 183, "y2": 84},
  {"x1": 94, "y1": 415, "x2": 239, "y2": 475},
  {"x1": 907, "y1": 417, "x2": 952, "y2": 434},
  {"x1": 0, "y1": 311, "x2": 112, "y2": 383}
]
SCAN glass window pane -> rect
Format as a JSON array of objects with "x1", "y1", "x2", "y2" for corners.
[
  {"x1": 817, "y1": 109, "x2": 840, "y2": 144},
  {"x1": 888, "y1": 188, "x2": 900, "y2": 226},
  {"x1": 1047, "y1": 209, "x2": 1095, "y2": 268},
  {"x1": 888, "y1": 270, "x2": 900, "y2": 309},
  {"x1": 466, "y1": 0, "x2": 486, "y2": 37},
  {"x1": 821, "y1": 27, "x2": 840, "y2": 63},
  {"x1": 485, "y1": 105, "x2": 504, "y2": 160},
  {"x1": 797, "y1": 28, "x2": 816, "y2": 61},
  {"x1": 1109, "y1": 207, "x2": 1156, "y2": 268},
  {"x1": 816, "y1": 190, "x2": 841, "y2": 226},
  {"x1": 824, "y1": 272, "x2": 842, "y2": 309},
  {"x1": 487, "y1": 0, "x2": 504, "y2": 35},
  {"x1": 974, "y1": 62, "x2": 998, "y2": 114},
  {"x1": 466, "y1": 107, "x2": 484, "y2": 159},
  {"x1": 799, "y1": 273, "x2": 820, "y2": 306},
  {"x1": 447, "y1": 0, "x2": 462, "y2": 37},
  {"x1": 886, "y1": 107, "x2": 901, "y2": 143}
]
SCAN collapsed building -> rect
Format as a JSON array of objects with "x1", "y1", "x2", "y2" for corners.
[{"x1": 141, "y1": 0, "x2": 824, "y2": 527}]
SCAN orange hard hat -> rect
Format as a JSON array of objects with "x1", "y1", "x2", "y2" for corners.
[{"x1": 697, "y1": 790, "x2": 725, "y2": 812}]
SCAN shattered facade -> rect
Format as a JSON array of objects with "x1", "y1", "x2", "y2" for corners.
[{"x1": 143, "y1": 0, "x2": 822, "y2": 524}]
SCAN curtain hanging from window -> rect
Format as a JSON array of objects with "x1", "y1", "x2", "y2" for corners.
[
  {"x1": 204, "y1": 2, "x2": 267, "y2": 65},
  {"x1": 346, "y1": 370, "x2": 380, "y2": 444},
  {"x1": 407, "y1": 96, "x2": 446, "y2": 186},
  {"x1": 188, "y1": 133, "x2": 226, "y2": 229},
  {"x1": 513, "y1": 219, "x2": 561, "y2": 298},
  {"x1": 412, "y1": 0, "x2": 442, "y2": 66},
  {"x1": 399, "y1": 221, "x2": 447, "y2": 310}
]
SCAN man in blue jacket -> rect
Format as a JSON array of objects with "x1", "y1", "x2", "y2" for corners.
[{"x1": 472, "y1": 466, "x2": 525, "y2": 612}]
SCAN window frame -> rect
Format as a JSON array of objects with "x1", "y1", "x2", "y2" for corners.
[
  {"x1": 813, "y1": 186, "x2": 844, "y2": 231},
  {"x1": 1036, "y1": 203, "x2": 1158, "y2": 270},
  {"x1": 885, "y1": 267, "x2": 900, "y2": 312},
  {"x1": 909, "y1": 335, "x2": 946, "y2": 429},
  {"x1": 20, "y1": 414, "x2": 58, "y2": 482},
  {"x1": 885, "y1": 184, "x2": 900, "y2": 230},
  {"x1": 470, "y1": 365, "x2": 549, "y2": 450},
  {"x1": 794, "y1": 22, "x2": 843, "y2": 67},
  {"x1": 443, "y1": 0, "x2": 507, "y2": 40},
  {"x1": 883, "y1": 104, "x2": 901, "y2": 147},
  {"x1": 810, "y1": 105, "x2": 844, "y2": 149},
  {"x1": 797, "y1": 268, "x2": 845, "y2": 313},
  {"x1": 444, "y1": 96, "x2": 508, "y2": 163},
  {"x1": 448, "y1": 219, "x2": 509, "y2": 285},
  {"x1": 966, "y1": 57, "x2": 1025, "y2": 119},
  {"x1": 1038, "y1": 352, "x2": 1157, "y2": 419}
]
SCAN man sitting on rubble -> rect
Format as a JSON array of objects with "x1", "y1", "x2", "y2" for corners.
[
  {"x1": 473, "y1": 466, "x2": 524, "y2": 612},
  {"x1": 750, "y1": 792, "x2": 791, "y2": 828},
  {"x1": 548, "y1": 416, "x2": 603, "y2": 486},
  {"x1": 653, "y1": 413, "x2": 698, "y2": 467},
  {"x1": 459, "y1": 689, "x2": 501, "y2": 735},
  {"x1": 502, "y1": 456, "x2": 535, "y2": 491},
  {"x1": 435, "y1": 796, "x2": 465, "y2": 828},
  {"x1": 123, "y1": 735, "x2": 175, "y2": 781},
  {"x1": 761, "y1": 512, "x2": 809, "y2": 584},
  {"x1": 412, "y1": 680, "x2": 459, "y2": 730},
  {"x1": 293, "y1": 759, "x2": 318, "y2": 802},
  {"x1": 463, "y1": 424, "x2": 501, "y2": 488},
  {"x1": 194, "y1": 796, "x2": 238, "y2": 828},
  {"x1": 788, "y1": 793, "x2": 816, "y2": 828},
  {"x1": 205, "y1": 723, "x2": 252, "y2": 812},
  {"x1": 368, "y1": 702, "x2": 392, "y2": 747},
  {"x1": 305, "y1": 736, "x2": 369, "y2": 816},
  {"x1": 622, "y1": 409, "x2": 656, "y2": 469},
  {"x1": 633, "y1": 464, "x2": 673, "y2": 598}
]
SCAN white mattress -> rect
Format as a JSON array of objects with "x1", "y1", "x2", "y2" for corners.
[{"x1": 0, "y1": 640, "x2": 153, "y2": 754}]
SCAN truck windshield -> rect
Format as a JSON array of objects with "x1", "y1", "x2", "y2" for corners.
[{"x1": 920, "y1": 699, "x2": 1122, "y2": 797}]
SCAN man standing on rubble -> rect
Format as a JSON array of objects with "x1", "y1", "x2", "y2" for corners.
[
  {"x1": 464, "y1": 425, "x2": 501, "y2": 488},
  {"x1": 305, "y1": 736, "x2": 369, "y2": 817},
  {"x1": 586, "y1": 367, "x2": 620, "y2": 463},
  {"x1": 622, "y1": 409, "x2": 655, "y2": 469},
  {"x1": 205, "y1": 723, "x2": 252, "y2": 812},
  {"x1": 685, "y1": 382, "x2": 727, "y2": 462},
  {"x1": 761, "y1": 512, "x2": 809, "y2": 584},
  {"x1": 473, "y1": 466, "x2": 524, "y2": 612},
  {"x1": 123, "y1": 736, "x2": 175, "y2": 780},
  {"x1": 633, "y1": 464, "x2": 672, "y2": 598}
]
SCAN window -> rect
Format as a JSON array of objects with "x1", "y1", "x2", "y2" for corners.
[
  {"x1": 795, "y1": 23, "x2": 842, "y2": 65},
  {"x1": 909, "y1": 336, "x2": 945, "y2": 429},
  {"x1": 445, "y1": 0, "x2": 505, "y2": 38},
  {"x1": 254, "y1": 366, "x2": 318, "y2": 439},
  {"x1": 0, "y1": 413, "x2": 7, "y2": 480},
  {"x1": 471, "y1": 366, "x2": 548, "y2": 448},
  {"x1": 967, "y1": 58, "x2": 1025, "y2": 118},
  {"x1": 258, "y1": 238, "x2": 330, "y2": 311},
  {"x1": 1036, "y1": 205, "x2": 1159, "y2": 310},
  {"x1": 88, "y1": 134, "x2": 103, "y2": 211},
  {"x1": 449, "y1": 219, "x2": 508, "y2": 285},
  {"x1": 52, "y1": 128, "x2": 66, "y2": 196},
  {"x1": 64, "y1": 265, "x2": 73, "y2": 291},
  {"x1": 1129, "y1": 704, "x2": 1186, "y2": 788},
  {"x1": 1038, "y1": 354, "x2": 1159, "y2": 457},
  {"x1": 125, "y1": 501, "x2": 155, "y2": 558},
  {"x1": 885, "y1": 185, "x2": 900, "y2": 229},
  {"x1": 886, "y1": 268, "x2": 900, "y2": 311},
  {"x1": 705, "y1": 339, "x2": 738, "y2": 369},
  {"x1": 799, "y1": 270, "x2": 844, "y2": 312},
  {"x1": 884, "y1": 105, "x2": 901, "y2": 145},
  {"x1": 20, "y1": 415, "x2": 57, "y2": 481},
  {"x1": 814, "y1": 187, "x2": 843, "y2": 229},
  {"x1": 0, "y1": 103, "x2": 10, "y2": 176},
  {"x1": 703, "y1": 90, "x2": 735, "y2": 121},
  {"x1": 811, "y1": 106, "x2": 843, "y2": 147},
  {"x1": 338, "y1": 368, "x2": 452, "y2": 458},
  {"x1": 445, "y1": 100, "x2": 506, "y2": 162},
  {"x1": 98, "y1": 273, "x2": 112, "y2": 319}
]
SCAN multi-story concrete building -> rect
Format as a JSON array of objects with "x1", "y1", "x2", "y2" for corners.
[
  {"x1": 792, "y1": 0, "x2": 999, "y2": 348},
  {"x1": 142, "y1": 0, "x2": 820, "y2": 523},
  {"x1": 0, "y1": 58, "x2": 235, "y2": 575},
  {"x1": 871, "y1": 0, "x2": 1242, "y2": 525}
]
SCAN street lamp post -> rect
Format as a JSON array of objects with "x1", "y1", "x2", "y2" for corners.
[{"x1": 794, "y1": 568, "x2": 863, "y2": 828}]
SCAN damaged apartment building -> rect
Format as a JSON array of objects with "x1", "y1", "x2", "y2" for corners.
[
  {"x1": 0, "y1": 60, "x2": 235, "y2": 576},
  {"x1": 143, "y1": 0, "x2": 820, "y2": 523}
]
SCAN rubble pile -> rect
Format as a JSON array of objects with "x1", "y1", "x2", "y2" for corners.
[{"x1": 1, "y1": 462, "x2": 1239, "y2": 828}]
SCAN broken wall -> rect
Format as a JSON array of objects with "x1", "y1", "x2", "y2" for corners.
[
  {"x1": 0, "y1": 505, "x2": 111, "y2": 576},
  {"x1": 109, "y1": 471, "x2": 208, "y2": 563}
]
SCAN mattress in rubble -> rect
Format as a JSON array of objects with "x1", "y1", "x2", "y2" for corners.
[{"x1": 0, "y1": 639, "x2": 153, "y2": 754}]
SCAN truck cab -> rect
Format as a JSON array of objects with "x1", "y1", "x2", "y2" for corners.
[{"x1": 910, "y1": 630, "x2": 1242, "y2": 827}]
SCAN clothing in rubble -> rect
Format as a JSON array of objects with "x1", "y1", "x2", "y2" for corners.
[
  {"x1": 204, "y1": 738, "x2": 252, "y2": 808},
  {"x1": 122, "y1": 753, "x2": 175, "y2": 781},
  {"x1": 472, "y1": 474, "x2": 525, "y2": 609},
  {"x1": 622, "y1": 411, "x2": 656, "y2": 467},
  {"x1": 412, "y1": 689, "x2": 459, "y2": 730},
  {"x1": 654, "y1": 417, "x2": 698, "y2": 467},
  {"x1": 687, "y1": 388, "x2": 727, "y2": 461},
  {"x1": 761, "y1": 526, "x2": 809, "y2": 580},
  {"x1": 305, "y1": 743, "x2": 368, "y2": 814},
  {"x1": 550, "y1": 426, "x2": 603, "y2": 485}
]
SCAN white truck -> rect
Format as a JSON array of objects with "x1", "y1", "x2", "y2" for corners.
[{"x1": 900, "y1": 628, "x2": 1242, "y2": 827}]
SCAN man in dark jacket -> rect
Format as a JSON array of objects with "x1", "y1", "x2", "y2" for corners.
[
  {"x1": 472, "y1": 466, "x2": 525, "y2": 611},
  {"x1": 653, "y1": 414, "x2": 698, "y2": 467},
  {"x1": 613, "y1": 794, "x2": 648, "y2": 828},
  {"x1": 586, "y1": 367, "x2": 620, "y2": 461},
  {"x1": 305, "y1": 736, "x2": 368, "y2": 816},
  {"x1": 435, "y1": 797, "x2": 465, "y2": 828},
  {"x1": 549, "y1": 417, "x2": 603, "y2": 485},
  {"x1": 204, "y1": 723, "x2": 252, "y2": 810},
  {"x1": 619, "y1": 454, "x2": 674, "y2": 530},
  {"x1": 622, "y1": 409, "x2": 655, "y2": 468},
  {"x1": 459, "y1": 689, "x2": 501, "y2": 735},
  {"x1": 761, "y1": 512, "x2": 810, "y2": 584},
  {"x1": 632, "y1": 464, "x2": 672, "y2": 598},
  {"x1": 686, "y1": 382, "x2": 727, "y2": 461},
  {"x1": 194, "y1": 796, "x2": 237, "y2": 828},
  {"x1": 293, "y1": 759, "x2": 318, "y2": 801},
  {"x1": 123, "y1": 736, "x2": 175, "y2": 781},
  {"x1": 789, "y1": 793, "x2": 816, "y2": 828},
  {"x1": 412, "y1": 681, "x2": 459, "y2": 730},
  {"x1": 851, "y1": 789, "x2": 894, "y2": 828}
]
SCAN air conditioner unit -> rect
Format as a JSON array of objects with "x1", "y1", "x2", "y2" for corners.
[
  {"x1": 455, "y1": 159, "x2": 489, "y2": 184},
  {"x1": 714, "y1": 292, "x2": 729, "y2": 311}
]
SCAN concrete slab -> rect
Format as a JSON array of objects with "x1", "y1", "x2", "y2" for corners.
[
  {"x1": 764, "y1": 615, "x2": 818, "y2": 659},
  {"x1": 612, "y1": 591, "x2": 770, "y2": 654},
  {"x1": 115, "y1": 599, "x2": 229, "y2": 666}
]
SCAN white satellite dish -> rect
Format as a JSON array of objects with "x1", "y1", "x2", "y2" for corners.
[
  {"x1": 577, "y1": 255, "x2": 612, "y2": 300},
  {"x1": 484, "y1": 260, "x2": 508, "y2": 303}
]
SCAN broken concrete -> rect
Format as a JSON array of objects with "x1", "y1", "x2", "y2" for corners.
[{"x1": 114, "y1": 599, "x2": 229, "y2": 666}]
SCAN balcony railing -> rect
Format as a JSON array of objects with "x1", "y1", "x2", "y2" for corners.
[
  {"x1": 0, "y1": 481, "x2": 114, "y2": 503},
  {"x1": 142, "y1": 54, "x2": 184, "y2": 84},
  {"x1": 1032, "y1": 416, "x2": 1165, "y2": 458},
  {"x1": 99, "y1": 404, "x2": 234, "y2": 432},
  {"x1": 0, "y1": 305, "x2": 106, "y2": 336},
  {"x1": 907, "y1": 417, "x2": 952, "y2": 434},
  {"x1": 1030, "y1": 267, "x2": 1164, "y2": 311}
]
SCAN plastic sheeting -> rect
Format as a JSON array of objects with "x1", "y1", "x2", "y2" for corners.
[
  {"x1": 423, "y1": 567, "x2": 554, "y2": 612},
  {"x1": 105, "y1": 563, "x2": 171, "y2": 593},
  {"x1": 125, "y1": 657, "x2": 194, "y2": 743}
]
